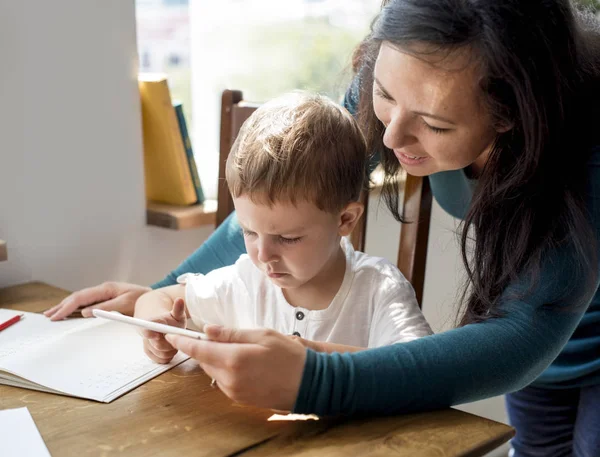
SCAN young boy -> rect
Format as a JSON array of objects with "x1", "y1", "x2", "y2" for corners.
[{"x1": 135, "y1": 92, "x2": 432, "y2": 364}]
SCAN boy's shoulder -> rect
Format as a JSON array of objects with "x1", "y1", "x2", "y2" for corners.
[
  {"x1": 345, "y1": 241, "x2": 411, "y2": 291},
  {"x1": 182, "y1": 254, "x2": 261, "y2": 288},
  {"x1": 232, "y1": 253, "x2": 266, "y2": 280},
  {"x1": 344, "y1": 245, "x2": 420, "y2": 312}
]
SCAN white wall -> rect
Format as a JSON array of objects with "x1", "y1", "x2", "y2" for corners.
[
  {"x1": 0, "y1": 0, "x2": 212, "y2": 290},
  {"x1": 365, "y1": 192, "x2": 510, "y2": 457}
]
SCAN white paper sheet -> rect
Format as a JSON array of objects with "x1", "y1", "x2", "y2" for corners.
[
  {"x1": 0, "y1": 309, "x2": 188, "y2": 402},
  {"x1": 0, "y1": 407, "x2": 52, "y2": 457}
]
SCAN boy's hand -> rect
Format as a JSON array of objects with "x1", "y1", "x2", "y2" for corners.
[
  {"x1": 289, "y1": 335, "x2": 326, "y2": 352},
  {"x1": 141, "y1": 298, "x2": 187, "y2": 364}
]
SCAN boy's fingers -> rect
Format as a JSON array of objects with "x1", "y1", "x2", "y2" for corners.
[
  {"x1": 149, "y1": 337, "x2": 176, "y2": 353},
  {"x1": 143, "y1": 340, "x2": 175, "y2": 364},
  {"x1": 139, "y1": 328, "x2": 163, "y2": 340},
  {"x1": 170, "y1": 298, "x2": 186, "y2": 323}
]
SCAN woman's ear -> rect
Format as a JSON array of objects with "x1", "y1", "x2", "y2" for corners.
[
  {"x1": 338, "y1": 202, "x2": 364, "y2": 237},
  {"x1": 494, "y1": 119, "x2": 513, "y2": 133}
]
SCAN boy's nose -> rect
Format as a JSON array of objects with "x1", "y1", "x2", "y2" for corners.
[{"x1": 257, "y1": 240, "x2": 278, "y2": 264}]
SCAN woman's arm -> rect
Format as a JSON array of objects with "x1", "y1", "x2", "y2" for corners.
[
  {"x1": 152, "y1": 212, "x2": 247, "y2": 288},
  {"x1": 295, "y1": 239, "x2": 598, "y2": 415}
]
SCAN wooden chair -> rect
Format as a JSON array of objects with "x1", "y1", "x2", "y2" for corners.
[
  {"x1": 217, "y1": 89, "x2": 433, "y2": 305},
  {"x1": 216, "y1": 90, "x2": 261, "y2": 227}
]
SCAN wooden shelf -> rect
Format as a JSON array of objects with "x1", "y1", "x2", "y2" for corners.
[
  {"x1": 146, "y1": 200, "x2": 217, "y2": 230},
  {"x1": 0, "y1": 240, "x2": 6, "y2": 262}
]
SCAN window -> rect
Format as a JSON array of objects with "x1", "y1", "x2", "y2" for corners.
[{"x1": 136, "y1": 1, "x2": 382, "y2": 199}]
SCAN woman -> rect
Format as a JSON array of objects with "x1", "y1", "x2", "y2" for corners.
[{"x1": 46, "y1": 1, "x2": 599, "y2": 455}]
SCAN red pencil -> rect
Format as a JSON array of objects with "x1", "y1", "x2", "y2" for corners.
[{"x1": 0, "y1": 313, "x2": 24, "y2": 331}]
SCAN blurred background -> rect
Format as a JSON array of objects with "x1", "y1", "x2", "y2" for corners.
[
  {"x1": 136, "y1": 0, "x2": 381, "y2": 199},
  {"x1": 136, "y1": 0, "x2": 599, "y2": 199}
]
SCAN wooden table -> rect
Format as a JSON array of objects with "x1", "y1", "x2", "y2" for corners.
[{"x1": 1, "y1": 282, "x2": 514, "y2": 457}]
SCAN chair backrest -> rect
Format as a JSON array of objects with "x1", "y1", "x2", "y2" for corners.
[
  {"x1": 216, "y1": 90, "x2": 261, "y2": 227},
  {"x1": 217, "y1": 89, "x2": 432, "y2": 305}
]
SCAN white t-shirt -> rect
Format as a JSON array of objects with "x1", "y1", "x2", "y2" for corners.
[{"x1": 178, "y1": 238, "x2": 432, "y2": 348}]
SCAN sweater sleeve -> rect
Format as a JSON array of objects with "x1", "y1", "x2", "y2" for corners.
[
  {"x1": 151, "y1": 212, "x2": 247, "y2": 289},
  {"x1": 294, "y1": 241, "x2": 597, "y2": 415}
]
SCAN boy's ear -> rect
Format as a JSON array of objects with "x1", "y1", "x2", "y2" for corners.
[{"x1": 338, "y1": 202, "x2": 364, "y2": 237}]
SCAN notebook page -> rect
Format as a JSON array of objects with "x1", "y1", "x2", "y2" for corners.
[
  {"x1": 0, "y1": 309, "x2": 98, "y2": 363},
  {"x1": 0, "y1": 310, "x2": 188, "y2": 402},
  {"x1": 0, "y1": 407, "x2": 52, "y2": 457}
]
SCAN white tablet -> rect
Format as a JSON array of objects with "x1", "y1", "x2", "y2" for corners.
[{"x1": 92, "y1": 309, "x2": 207, "y2": 340}]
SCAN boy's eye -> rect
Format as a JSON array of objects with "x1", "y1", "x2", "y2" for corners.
[
  {"x1": 279, "y1": 236, "x2": 302, "y2": 245},
  {"x1": 242, "y1": 229, "x2": 256, "y2": 237}
]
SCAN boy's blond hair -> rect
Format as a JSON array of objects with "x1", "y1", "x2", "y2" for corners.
[{"x1": 226, "y1": 91, "x2": 367, "y2": 213}]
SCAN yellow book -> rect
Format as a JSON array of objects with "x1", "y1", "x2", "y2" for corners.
[{"x1": 138, "y1": 73, "x2": 197, "y2": 205}]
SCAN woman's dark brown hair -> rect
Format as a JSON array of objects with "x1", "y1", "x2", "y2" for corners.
[{"x1": 353, "y1": 0, "x2": 599, "y2": 324}]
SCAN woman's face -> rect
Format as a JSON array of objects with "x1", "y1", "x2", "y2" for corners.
[{"x1": 373, "y1": 42, "x2": 500, "y2": 176}]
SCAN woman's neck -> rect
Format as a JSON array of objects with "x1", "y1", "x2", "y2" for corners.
[{"x1": 467, "y1": 149, "x2": 490, "y2": 178}]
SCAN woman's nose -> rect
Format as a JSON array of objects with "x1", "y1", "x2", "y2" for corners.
[{"x1": 383, "y1": 112, "x2": 414, "y2": 150}]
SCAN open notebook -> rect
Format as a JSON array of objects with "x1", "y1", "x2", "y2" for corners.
[{"x1": 0, "y1": 309, "x2": 188, "y2": 402}]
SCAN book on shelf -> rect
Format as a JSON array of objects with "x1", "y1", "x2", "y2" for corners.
[
  {"x1": 173, "y1": 100, "x2": 205, "y2": 205},
  {"x1": 138, "y1": 73, "x2": 197, "y2": 206},
  {"x1": 0, "y1": 309, "x2": 188, "y2": 403}
]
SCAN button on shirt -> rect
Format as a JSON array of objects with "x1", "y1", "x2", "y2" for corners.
[{"x1": 178, "y1": 238, "x2": 432, "y2": 348}]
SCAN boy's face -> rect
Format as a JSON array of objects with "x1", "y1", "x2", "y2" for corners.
[{"x1": 234, "y1": 195, "x2": 346, "y2": 290}]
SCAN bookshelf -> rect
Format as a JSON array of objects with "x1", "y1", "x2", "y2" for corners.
[
  {"x1": 146, "y1": 200, "x2": 217, "y2": 230},
  {"x1": 0, "y1": 240, "x2": 6, "y2": 262}
]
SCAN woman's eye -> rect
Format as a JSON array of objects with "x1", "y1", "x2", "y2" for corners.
[
  {"x1": 421, "y1": 119, "x2": 450, "y2": 134},
  {"x1": 374, "y1": 86, "x2": 393, "y2": 102}
]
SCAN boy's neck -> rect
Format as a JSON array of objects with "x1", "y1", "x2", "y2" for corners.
[{"x1": 282, "y1": 245, "x2": 347, "y2": 311}]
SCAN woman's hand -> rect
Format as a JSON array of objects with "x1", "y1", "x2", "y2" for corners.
[
  {"x1": 290, "y1": 336, "x2": 365, "y2": 354},
  {"x1": 140, "y1": 298, "x2": 187, "y2": 364},
  {"x1": 166, "y1": 325, "x2": 307, "y2": 411},
  {"x1": 44, "y1": 282, "x2": 151, "y2": 321}
]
